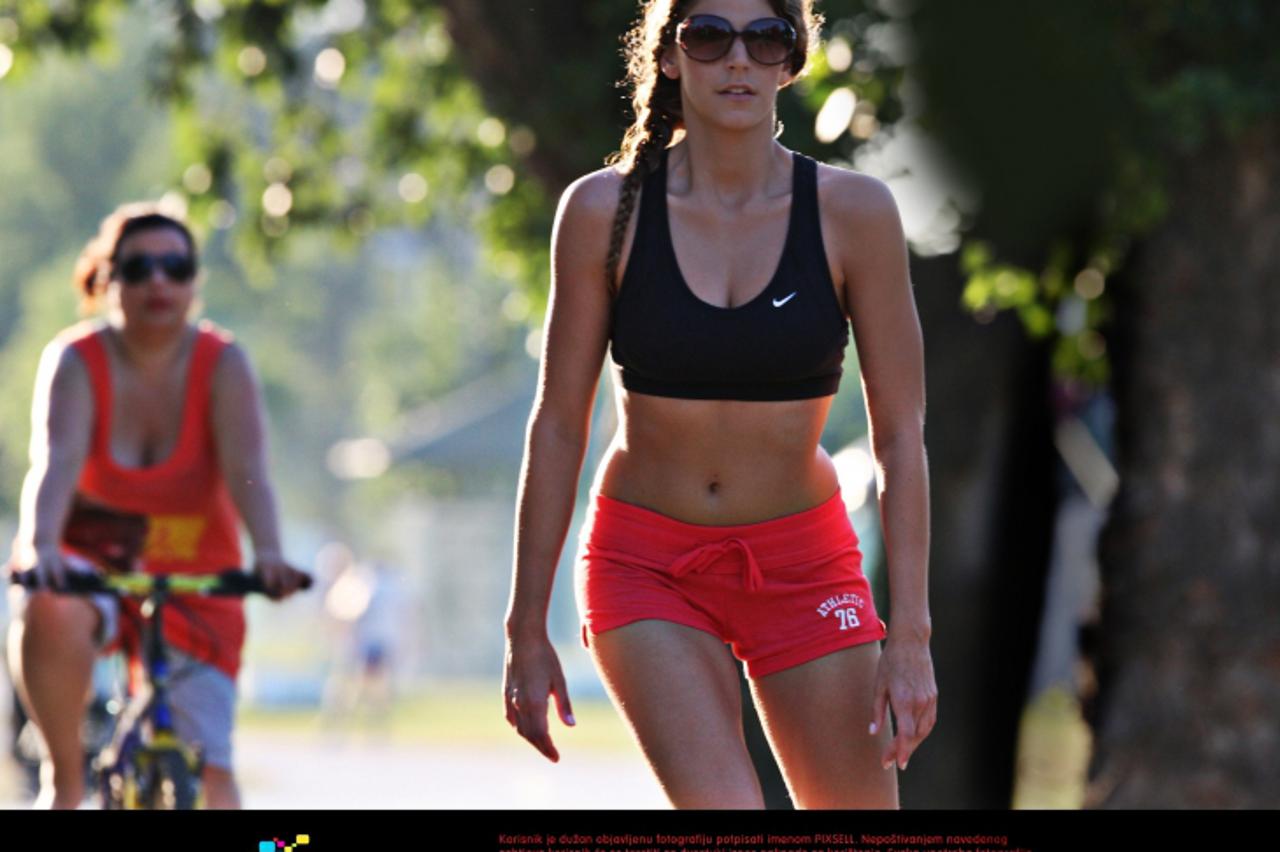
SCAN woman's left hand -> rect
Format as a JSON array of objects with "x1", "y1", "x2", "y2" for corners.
[
  {"x1": 253, "y1": 554, "x2": 310, "y2": 600},
  {"x1": 871, "y1": 634, "x2": 937, "y2": 771}
]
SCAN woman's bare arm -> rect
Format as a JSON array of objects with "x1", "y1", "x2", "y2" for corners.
[
  {"x1": 210, "y1": 342, "x2": 305, "y2": 597},
  {"x1": 832, "y1": 168, "x2": 936, "y2": 771},
  {"x1": 504, "y1": 168, "x2": 620, "y2": 761},
  {"x1": 12, "y1": 341, "x2": 94, "y2": 585}
]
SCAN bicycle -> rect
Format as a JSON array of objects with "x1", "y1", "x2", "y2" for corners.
[{"x1": 9, "y1": 568, "x2": 309, "y2": 809}]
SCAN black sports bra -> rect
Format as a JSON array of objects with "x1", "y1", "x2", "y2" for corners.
[{"x1": 609, "y1": 148, "x2": 849, "y2": 401}]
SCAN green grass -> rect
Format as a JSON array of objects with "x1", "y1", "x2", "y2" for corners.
[{"x1": 238, "y1": 680, "x2": 638, "y2": 753}]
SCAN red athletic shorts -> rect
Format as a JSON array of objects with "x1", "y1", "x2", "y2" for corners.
[{"x1": 575, "y1": 489, "x2": 887, "y2": 678}]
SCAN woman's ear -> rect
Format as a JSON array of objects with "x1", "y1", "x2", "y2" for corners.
[{"x1": 660, "y1": 46, "x2": 680, "y2": 80}]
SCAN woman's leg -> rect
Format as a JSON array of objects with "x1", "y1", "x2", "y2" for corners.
[
  {"x1": 589, "y1": 619, "x2": 765, "y2": 808},
  {"x1": 6, "y1": 592, "x2": 100, "y2": 809},
  {"x1": 202, "y1": 766, "x2": 241, "y2": 809},
  {"x1": 750, "y1": 641, "x2": 899, "y2": 808}
]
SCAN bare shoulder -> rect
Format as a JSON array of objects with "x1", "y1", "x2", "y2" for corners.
[
  {"x1": 211, "y1": 338, "x2": 257, "y2": 390},
  {"x1": 556, "y1": 166, "x2": 626, "y2": 240},
  {"x1": 554, "y1": 166, "x2": 635, "y2": 292},
  {"x1": 814, "y1": 161, "x2": 902, "y2": 230},
  {"x1": 40, "y1": 324, "x2": 97, "y2": 387}
]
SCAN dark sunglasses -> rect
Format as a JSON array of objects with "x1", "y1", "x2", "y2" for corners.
[
  {"x1": 676, "y1": 14, "x2": 797, "y2": 66},
  {"x1": 114, "y1": 253, "x2": 197, "y2": 285}
]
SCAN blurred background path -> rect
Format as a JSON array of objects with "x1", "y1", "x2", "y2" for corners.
[{"x1": 1, "y1": 685, "x2": 667, "y2": 810}]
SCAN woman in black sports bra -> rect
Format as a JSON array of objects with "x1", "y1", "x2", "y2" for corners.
[{"x1": 504, "y1": 0, "x2": 935, "y2": 808}]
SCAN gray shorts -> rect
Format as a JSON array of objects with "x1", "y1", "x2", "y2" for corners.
[
  {"x1": 8, "y1": 576, "x2": 237, "y2": 770},
  {"x1": 161, "y1": 647, "x2": 237, "y2": 770}
]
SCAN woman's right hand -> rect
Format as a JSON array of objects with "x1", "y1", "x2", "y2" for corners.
[
  {"x1": 24, "y1": 546, "x2": 70, "y2": 590},
  {"x1": 503, "y1": 631, "x2": 576, "y2": 762}
]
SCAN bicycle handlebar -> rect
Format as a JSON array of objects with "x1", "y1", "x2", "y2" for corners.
[{"x1": 8, "y1": 568, "x2": 313, "y2": 597}]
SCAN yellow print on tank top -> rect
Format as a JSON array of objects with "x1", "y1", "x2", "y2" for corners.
[{"x1": 143, "y1": 515, "x2": 206, "y2": 562}]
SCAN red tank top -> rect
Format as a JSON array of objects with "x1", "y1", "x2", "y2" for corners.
[{"x1": 69, "y1": 321, "x2": 245, "y2": 679}]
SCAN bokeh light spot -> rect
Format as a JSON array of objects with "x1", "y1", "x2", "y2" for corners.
[
  {"x1": 825, "y1": 36, "x2": 853, "y2": 73},
  {"x1": 524, "y1": 328, "x2": 543, "y2": 360},
  {"x1": 484, "y1": 165, "x2": 515, "y2": 195},
  {"x1": 477, "y1": 117, "x2": 506, "y2": 148},
  {"x1": 193, "y1": 0, "x2": 225, "y2": 21},
  {"x1": 851, "y1": 101, "x2": 880, "y2": 139},
  {"x1": 238, "y1": 45, "x2": 267, "y2": 77},
  {"x1": 158, "y1": 192, "x2": 189, "y2": 220},
  {"x1": 262, "y1": 182, "x2": 293, "y2": 217},
  {"x1": 398, "y1": 172, "x2": 429, "y2": 203},
  {"x1": 1074, "y1": 268, "x2": 1106, "y2": 300},
  {"x1": 815, "y1": 87, "x2": 856, "y2": 144},
  {"x1": 183, "y1": 163, "x2": 213, "y2": 195},
  {"x1": 314, "y1": 47, "x2": 346, "y2": 88},
  {"x1": 422, "y1": 25, "x2": 450, "y2": 65}
]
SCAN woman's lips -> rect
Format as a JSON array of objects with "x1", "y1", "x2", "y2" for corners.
[{"x1": 718, "y1": 85, "x2": 757, "y2": 101}]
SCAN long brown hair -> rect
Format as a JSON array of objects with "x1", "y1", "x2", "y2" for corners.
[
  {"x1": 72, "y1": 202, "x2": 197, "y2": 314},
  {"x1": 603, "y1": 0, "x2": 823, "y2": 291}
]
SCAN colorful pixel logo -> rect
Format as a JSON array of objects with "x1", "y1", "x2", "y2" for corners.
[{"x1": 260, "y1": 836, "x2": 309, "y2": 852}]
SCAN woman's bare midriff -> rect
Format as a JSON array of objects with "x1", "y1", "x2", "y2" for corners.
[{"x1": 593, "y1": 388, "x2": 841, "y2": 525}]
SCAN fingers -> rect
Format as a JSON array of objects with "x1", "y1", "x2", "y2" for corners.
[
  {"x1": 870, "y1": 680, "x2": 889, "y2": 738},
  {"x1": 878, "y1": 708, "x2": 899, "y2": 771},
  {"x1": 513, "y1": 690, "x2": 560, "y2": 763},
  {"x1": 255, "y1": 561, "x2": 308, "y2": 599},
  {"x1": 503, "y1": 650, "x2": 575, "y2": 763},
  {"x1": 873, "y1": 641, "x2": 938, "y2": 772},
  {"x1": 551, "y1": 675, "x2": 576, "y2": 728},
  {"x1": 277, "y1": 567, "x2": 309, "y2": 597},
  {"x1": 39, "y1": 553, "x2": 68, "y2": 590},
  {"x1": 891, "y1": 708, "x2": 918, "y2": 771},
  {"x1": 503, "y1": 682, "x2": 519, "y2": 728},
  {"x1": 882, "y1": 689, "x2": 938, "y2": 771}
]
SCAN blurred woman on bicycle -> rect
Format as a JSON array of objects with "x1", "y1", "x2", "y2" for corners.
[{"x1": 5, "y1": 201, "x2": 308, "y2": 809}]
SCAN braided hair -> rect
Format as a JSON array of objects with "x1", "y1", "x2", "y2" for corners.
[{"x1": 603, "y1": 0, "x2": 823, "y2": 293}]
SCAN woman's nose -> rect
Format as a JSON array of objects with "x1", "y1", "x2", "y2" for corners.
[{"x1": 725, "y1": 33, "x2": 751, "y2": 68}]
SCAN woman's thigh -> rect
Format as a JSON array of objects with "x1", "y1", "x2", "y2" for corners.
[
  {"x1": 589, "y1": 619, "x2": 764, "y2": 809},
  {"x1": 750, "y1": 641, "x2": 898, "y2": 809}
]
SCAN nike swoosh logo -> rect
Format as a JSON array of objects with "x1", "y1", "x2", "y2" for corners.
[{"x1": 773, "y1": 292, "x2": 797, "y2": 307}]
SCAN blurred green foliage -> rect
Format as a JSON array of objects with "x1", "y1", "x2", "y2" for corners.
[
  {"x1": 4, "y1": 0, "x2": 1270, "y2": 525},
  {"x1": 910, "y1": 0, "x2": 1279, "y2": 386},
  {"x1": 0, "y1": 7, "x2": 530, "y2": 523},
  {"x1": 0, "y1": 1, "x2": 903, "y2": 526},
  {"x1": 1, "y1": 1, "x2": 899, "y2": 296}
]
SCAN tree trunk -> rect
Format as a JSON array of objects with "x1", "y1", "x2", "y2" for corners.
[
  {"x1": 438, "y1": 0, "x2": 633, "y2": 193},
  {"x1": 1091, "y1": 120, "x2": 1280, "y2": 808},
  {"x1": 905, "y1": 255, "x2": 1058, "y2": 808}
]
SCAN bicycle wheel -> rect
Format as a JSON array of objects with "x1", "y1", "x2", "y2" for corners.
[
  {"x1": 98, "y1": 763, "x2": 133, "y2": 810},
  {"x1": 141, "y1": 748, "x2": 199, "y2": 810}
]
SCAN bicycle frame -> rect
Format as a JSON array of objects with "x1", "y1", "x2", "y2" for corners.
[
  {"x1": 11, "y1": 569, "x2": 297, "y2": 809},
  {"x1": 97, "y1": 575, "x2": 220, "y2": 809}
]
